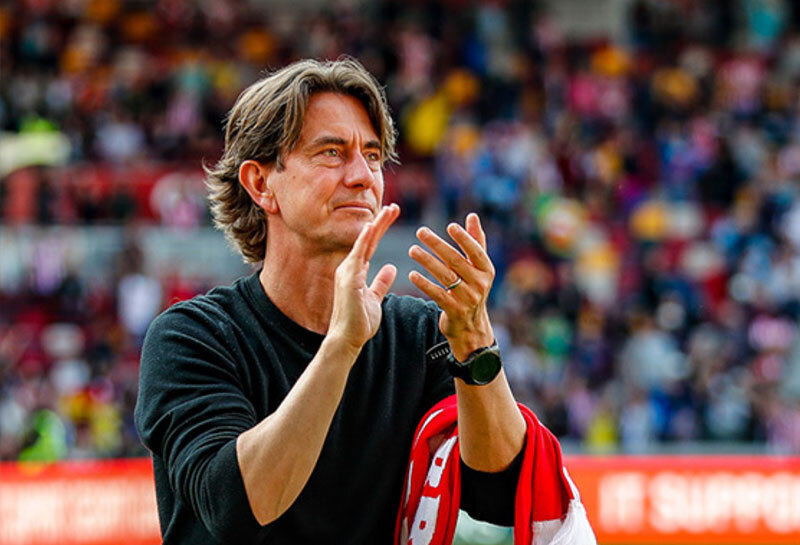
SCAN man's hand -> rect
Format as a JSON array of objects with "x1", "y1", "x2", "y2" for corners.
[
  {"x1": 408, "y1": 212, "x2": 495, "y2": 362},
  {"x1": 409, "y1": 212, "x2": 524, "y2": 471},
  {"x1": 328, "y1": 203, "x2": 400, "y2": 356}
]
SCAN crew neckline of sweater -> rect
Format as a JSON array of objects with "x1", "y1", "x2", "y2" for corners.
[{"x1": 242, "y1": 269, "x2": 327, "y2": 351}]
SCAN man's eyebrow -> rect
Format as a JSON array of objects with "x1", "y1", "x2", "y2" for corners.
[
  {"x1": 307, "y1": 136, "x2": 347, "y2": 148},
  {"x1": 306, "y1": 136, "x2": 382, "y2": 151}
]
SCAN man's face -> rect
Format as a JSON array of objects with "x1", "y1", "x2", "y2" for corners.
[{"x1": 264, "y1": 92, "x2": 385, "y2": 253}]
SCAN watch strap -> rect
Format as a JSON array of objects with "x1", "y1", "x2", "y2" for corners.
[{"x1": 426, "y1": 340, "x2": 502, "y2": 385}]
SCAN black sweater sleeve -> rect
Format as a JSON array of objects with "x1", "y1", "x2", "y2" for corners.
[
  {"x1": 459, "y1": 438, "x2": 524, "y2": 526},
  {"x1": 134, "y1": 305, "x2": 267, "y2": 543}
]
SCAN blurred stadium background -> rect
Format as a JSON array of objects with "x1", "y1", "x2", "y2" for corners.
[{"x1": 1, "y1": 0, "x2": 800, "y2": 543}]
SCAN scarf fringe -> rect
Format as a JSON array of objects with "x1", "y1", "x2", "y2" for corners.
[{"x1": 533, "y1": 499, "x2": 597, "y2": 545}]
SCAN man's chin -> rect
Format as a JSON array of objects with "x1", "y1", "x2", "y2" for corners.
[{"x1": 328, "y1": 222, "x2": 369, "y2": 250}]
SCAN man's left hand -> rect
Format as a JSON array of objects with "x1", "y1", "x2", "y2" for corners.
[{"x1": 409, "y1": 213, "x2": 495, "y2": 362}]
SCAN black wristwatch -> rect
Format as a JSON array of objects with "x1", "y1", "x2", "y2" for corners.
[{"x1": 426, "y1": 340, "x2": 502, "y2": 386}]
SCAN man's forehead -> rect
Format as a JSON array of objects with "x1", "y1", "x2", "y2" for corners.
[{"x1": 298, "y1": 92, "x2": 380, "y2": 143}]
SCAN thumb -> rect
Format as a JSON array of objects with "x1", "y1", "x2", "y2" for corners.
[{"x1": 369, "y1": 264, "x2": 397, "y2": 300}]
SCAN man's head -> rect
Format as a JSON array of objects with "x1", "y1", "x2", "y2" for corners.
[{"x1": 205, "y1": 58, "x2": 398, "y2": 263}]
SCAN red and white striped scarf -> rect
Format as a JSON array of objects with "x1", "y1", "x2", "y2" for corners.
[{"x1": 395, "y1": 395, "x2": 597, "y2": 545}]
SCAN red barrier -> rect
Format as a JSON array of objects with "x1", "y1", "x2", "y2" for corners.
[
  {"x1": 566, "y1": 455, "x2": 800, "y2": 544},
  {"x1": 0, "y1": 459, "x2": 159, "y2": 545},
  {"x1": 2, "y1": 456, "x2": 800, "y2": 544}
]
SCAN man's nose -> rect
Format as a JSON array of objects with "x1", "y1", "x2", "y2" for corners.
[{"x1": 342, "y1": 152, "x2": 375, "y2": 189}]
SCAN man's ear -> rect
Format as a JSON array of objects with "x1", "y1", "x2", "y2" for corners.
[{"x1": 239, "y1": 160, "x2": 278, "y2": 213}]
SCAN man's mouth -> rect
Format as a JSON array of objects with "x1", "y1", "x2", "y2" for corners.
[{"x1": 334, "y1": 202, "x2": 375, "y2": 213}]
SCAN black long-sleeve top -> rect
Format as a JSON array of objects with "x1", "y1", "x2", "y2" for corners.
[{"x1": 135, "y1": 271, "x2": 518, "y2": 544}]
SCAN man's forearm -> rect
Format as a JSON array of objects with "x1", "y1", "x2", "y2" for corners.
[
  {"x1": 235, "y1": 335, "x2": 358, "y2": 525},
  {"x1": 407, "y1": 213, "x2": 526, "y2": 472},
  {"x1": 456, "y1": 369, "x2": 526, "y2": 472}
]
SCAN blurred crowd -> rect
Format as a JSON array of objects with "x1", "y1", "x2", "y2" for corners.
[{"x1": 3, "y1": 0, "x2": 800, "y2": 459}]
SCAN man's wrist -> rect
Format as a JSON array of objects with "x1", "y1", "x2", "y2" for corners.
[
  {"x1": 319, "y1": 334, "x2": 362, "y2": 368},
  {"x1": 448, "y1": 333, "x2": 495, "y2": 362},
  {"x1": 448, "y1": 340, "x2": 502, "y2": 386}
]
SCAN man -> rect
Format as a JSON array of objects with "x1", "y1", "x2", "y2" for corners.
[{"x1": 135, "y1": 58, "x2": 526, "y2": 543}]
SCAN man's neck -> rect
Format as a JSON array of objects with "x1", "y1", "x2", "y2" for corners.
[{"x1": 259, "y1": 241, "x2": 347, "y2": 335}]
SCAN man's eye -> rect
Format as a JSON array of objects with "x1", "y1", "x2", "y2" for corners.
[
  {"x1": 366, "y1": 152, "x2": 380, "y2": 162},
  {"x1": 323, "y1": 149, "x2": 339, "y2": 157}
]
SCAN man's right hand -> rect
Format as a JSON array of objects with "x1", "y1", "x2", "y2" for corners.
[{"x1": 327, "y1": 203, "x2": 400, "y2": 358}]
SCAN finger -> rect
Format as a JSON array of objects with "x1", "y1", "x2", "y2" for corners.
[
  {"x1": 408, "y1": 270, "x2": 457, "y2": 310},
  {"x1": 351, "y1": 204, "x2": 394, "y2": 263},
  {"x1": 364, "y1": 203, "x2": 400, "y2": 260},
  {"x1": 349, "y1": 221, "x2": 375, "y2": 262},
  {"x1": 360, "y1": 204, "x2": 398, "y2": 262},
  {"x1": 416, "y1": 226, "x2": 474, "y2": 280},
  {"x1": 409, "y1": 243, "x2": 466, "y2": 289},
  {"x1": 465, "y1": 213, "x2": 487, "y2": 250},
  {"x1": 369, "y1": 263, "x2": 397, "y2": 300},
  {"x1": 445, "y1": 222, "x2": 492, "y2": 272}
]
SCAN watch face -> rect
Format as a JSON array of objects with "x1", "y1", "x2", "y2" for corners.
[{"x1": 471, "y1": 352, "x2": 501, "y2": 384}]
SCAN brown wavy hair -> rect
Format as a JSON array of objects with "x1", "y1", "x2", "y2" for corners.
[{"x1": 204, "y1": 58, "x2": 398, "y2": 263}]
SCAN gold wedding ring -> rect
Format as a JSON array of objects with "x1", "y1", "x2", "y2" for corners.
[{"x1": 446, "y1": 277, "x2": 462, "y2": 291}]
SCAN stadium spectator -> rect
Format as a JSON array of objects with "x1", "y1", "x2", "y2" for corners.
[{"x1": 2, "y1": 0, "x2": 800, "y2": 461}]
